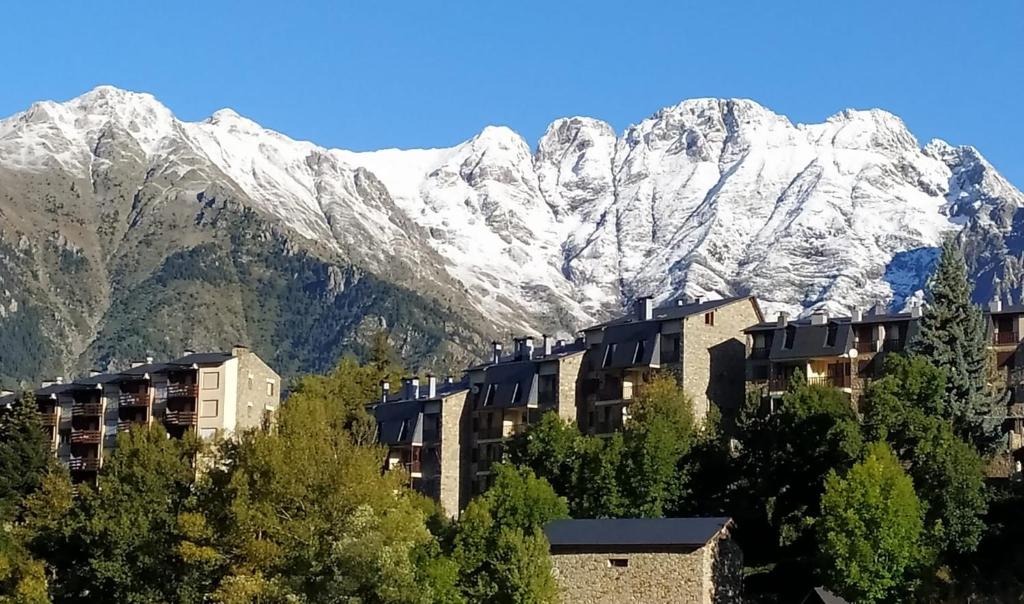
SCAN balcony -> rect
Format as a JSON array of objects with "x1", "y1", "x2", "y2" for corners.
[
  {"x1": 404, "y1": 459, "x2": 422, "y2": 474},
  {"x1": 39, "y1": 412, "x2": 58, "y2": 426},
  {"x1": 118, "y1": 391, "x2": 152, "y2": 407},
  {"x1": 166, "y1": 383, "x2": 198, "y2": 398},
  {"x1": 593, "y1": 417, "x2": 624, "y2": 434},
  {"x1": 476, "y1": 423, "x2": 527, "y2": 441},
  {"x1": 806, "y1": 374, "x2": 853, "y2": 389},
  {"x1": 164, "y1": 410, "x2": 198, "y2": 426},
  {"x1": 749, "y1": 347, "x2": 770, "y2": 360},
  {"x1": 476, "y1": 458, "x2": 501, "y2": 473},
  {"x1": 994, "y1": 331, "x2": 1019, "y2": 346},
  {"x1": 72, "y1": 402, "x2": 103, "y2": 416},
  {"x1": 593, "y1": 381, "x2": 634, "y2": 405},
  {"x1": 882, "y1": 339, "x2": 907, "y2": 353},
  {"x1": 117, "y1": 419, "x2": 147, "y2": 433},
  {"x1": 68, "y1": 458, "x2": 101, "y2": 472},
  {"x1": 70, "y1": 429, "x2": 102, "y2": 444},
  {"x1": 855, "y1": 340, "x2": 878, "y2": 354}
]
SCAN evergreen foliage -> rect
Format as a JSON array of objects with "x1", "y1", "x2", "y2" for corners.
[
  {"x1": 910, "y1": 237, "x2": 1004, "y2": 449},
  {"x1": 0, "y1": 392, "x2": 53, "y2": 518}
]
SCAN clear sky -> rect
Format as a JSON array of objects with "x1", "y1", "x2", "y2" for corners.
[{"x1": 2, "y1": 1, "x2": 1022, "y2": 184}]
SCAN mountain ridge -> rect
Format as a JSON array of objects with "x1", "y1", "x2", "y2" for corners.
[{"x1": 1, "y1": 86, "x2": 1022, "y2": 385}]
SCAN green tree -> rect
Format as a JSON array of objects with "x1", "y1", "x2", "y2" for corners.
[
  {"x1": 204, "y1": 390, "x2": 457, "y2": 603},
  {"x1": 0, "y1": 392, "x2": 53, "y2": 517},
  {"x1": 47, "y1": 426, "x2": 203, "y2": 603},
  {"x1": 818, "y1": 442, "x2": 929, "y2": 603},
  {"x1": 452, "y1": 464, "x2": 567, "y2": 603},
  {"x1": 861, "y1": 355, "x2": 987, "y2": 557},
  {"x1": 0, "y1": 530, "x2": 49, "y2": 604},
  {"x1": 910, "y1": 237, "x2": 1003, "y2": 449}
]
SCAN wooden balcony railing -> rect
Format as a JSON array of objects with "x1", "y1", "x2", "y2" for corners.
[
  {"x1": 117, "y1": 419, "x2": 147, "y2": 433},
  {"x1": 72, "y1": 402, "x2": 103, "y2": 416},
  {"x1": 164, "y1": 410, "x2": 198, "y2": 426},
  {"x1": 994, "y1": 331, "x2": 1020, "y2": 345},
  {"x1": 68, "y1": 458, "x2": 101, "y2": 472},
  {"x1": 118, "y1": 391, "x2": 152, "y2": 407},
  {"x1": 593, "y1": 418, "x2": 624, "y2": 434},
  {"x1": 404, "y1": 460, "x2": 422, "y2": 474},
  {"x1": 70, "y1": 429, "x2": 102, "y2": 444},
  {"x1": 855, "y1": 340, "x2": 878, "y2": 354},
  {"x1": 39, "y1": 412, "x2": 58, "y2": 426},
  {"x1": 807, "y1": 375, "x2": 853, "y2": 388},
  {"x1": 749, "y1": 348, "x2": 770, "y2": 360},
  {"x1": 882, "y1": 339, "x2": 907, "y2": 352},
  {"x1": 166, "y1": 383, "x2": 198, "y2": 398}
]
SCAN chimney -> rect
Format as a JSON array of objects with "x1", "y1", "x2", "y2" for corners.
[
  {"x1": 41, "y1": 380, "x2": 55, "y2": 388},
  {"x1": 88, "y1": 369, "x2": 101, "y2": 377},
  {"x1": 910, "y1": 304, "x2": 923, "y2": 318},
  {"x1": 990, "y1": 299, "x2": 1003, "y2": 313},
  {"x1": 693, "y1": 295, "x2": 704, "y2": 305},
  {"x1": 555, "y1": 339, "x2": 565, "y2": 349},
  {"x1": 513, "y1": 337, "x2": 525, "y2": 361},
  {"x1": 491, "y1": 341, "x2": 503, "y2": 364},
  {"x1": 401, "y1": 377, "x2": 420, "y2": 400},
  {"x1": 55, "y1": 377, "x2": 64, "y2": 385},
  {"x1": 380, "y1": 380, "x2": 390, "y2": 404},
  {"x1": 542, "y1": 334, "x2": 553, "y2": 356},
  {"x1": 145, "y1": 356, "x2": 154, "y2": 365},
  {"x1": 183, "y1": 348, "x2": 195, "y2": 357},
  {"x1": 636, "y1": 296, "x2": 654, "y2": 321},
  {"x1": 524, "y1": 336, "x2": 535, "y2": 360},
  {"x1": 231, "y1": 344, "x2": 248, "y2": 357},
  {"x1": 676, "y1": 299, "x2": 686, "y2": 307},
  {"x1": 444, "y1": 375, "x2": 455, "y2": 385},
  {"x1": 426, "y1": 374, "x2": 437, "y2": 398},
  {"x1": 851, "y1": 308, "x2": 863, "y2": 322},
  {"x1": 810, "y1": 310, "x2": 828, "y2": 326},
  {"x1": 130, "y1": 360, "x2": 144, "y2": 368},
  {"x1": 777, "y1": 312, "x2": 789, "y2": 327}
]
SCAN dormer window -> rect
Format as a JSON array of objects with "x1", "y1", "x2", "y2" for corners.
[
  {"x1": 783, "y1": 325, "x2": 796, "y2": 349},
  {"x1": 633, "y1": 340, "x2": 645, "y2": 364},
  {"x1": 602, "y1": 344, "x2": 617, "y2": 368},
  {"x1": 511, "y1": 383, "x2": 521, "y2": 404},
  {"x1": 483, "y1": 384, "x2": 497, "y2": 406},
  {"x1": 826, "y1": 323, "x2": 838, "y2": 347}
]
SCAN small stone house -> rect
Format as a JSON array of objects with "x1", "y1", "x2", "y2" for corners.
[{"x1": 543, "y1": 517, "x2": 742, "y2": 604}]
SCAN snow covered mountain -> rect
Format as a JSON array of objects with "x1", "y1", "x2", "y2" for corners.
[{"x1": 0, "y1": 86, "x2": 1020, "y2": 383}]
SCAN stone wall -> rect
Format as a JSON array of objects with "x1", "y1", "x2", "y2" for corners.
[
  {"x1": 682, "y1": 299, "x2": 761, "y2": 424},
  {"x1": 234, "y1": 349, "x2": 281, "y2": 431},
  {"x1": 439, "y1": 390, "x2": 469, "y2": 516},
  {"x1": 549, "y1": 533, "x2": 742, "y2": 603},
  {"x1": 556, "y1": 352, "x2": 584, "y2": 423}
]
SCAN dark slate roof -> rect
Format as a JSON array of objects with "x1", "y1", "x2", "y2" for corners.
[
  {"x1": 371, "y1": 400, "x2": 425, "y2": 445},
  {"x1": 118, "y1": 362, "x2": 173, "y2": 378},
  {"x1": 479, "y1": 362, "x2": 538, "y2": 408},
  {"x1": 599, "y1": 321, "x2": 661, "y2": 369},
  {"x1": 801, "y1": 587, "x2": 850, "y2": 604},
  {"x1": 544, "y1": 517, "x2": 731, "y2": 548},
  {"x1": 466, "y1": 340, "x2": 586, "y2": 371},
  {"x1": 584, "y1": 296, "x2": 757, "y2": 332},
  {"x1": 987, "y1": 304, "x2": 1024, "y2": 316},
  {"x1": 0, "y1": 392, "x2": 17, "y2": 407},
  {"x1": 169, "y1": 352, "x2": 234, "y2": 366},
  {"x1": 34, "y1": 383, "x2": 76, "y2": 397},
  {"x1": 745, "y1": 311, "x2": 919, "y2": 333},
  {"x1": 769, "y1": 321, "x2": 854, "y2": 361},
  {"x1": 71, "y1": 372, "x2": 122, "y2": 388}
]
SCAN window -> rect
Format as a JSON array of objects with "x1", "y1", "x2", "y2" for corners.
[
  {"x1": 511, "y1": 383, "x2": 521, "y2": 404},
  {"x1": 602, "y1": 343, "x2": 617, "y2": 368},
  {"x1": 483, "y1": 384, "x2": 497, "y2": 406},
  {"x1": 704, "y1": 311, "x2": 715, "y2": 326},
  {"x1": 632, "y1": 340, "x2": 645, "y2": 364},
  {"x1": 783, "y1": 325, "x2": 796, "y2": 349},
  {"x1": 199, "y1": 428, "x2": 217, "y2": 440},
  {"x1": 825, "y1": 323, "x2": 838, "y2": 347},
  {"x1": 608, "y1": 558, "x2": 629, "y2": 568},
  {"x1": 266, "y1": 381, "x2": 275, "y2": 397},
  {"x1": 247, "y1": 376, "x2": 254, "y2": 390},
  {"x1": 201, "y1": 372, "x2": 220, "y2": 390},
  {"x1": 201, "y1": 399, "x2": 219, "y2": 418}
]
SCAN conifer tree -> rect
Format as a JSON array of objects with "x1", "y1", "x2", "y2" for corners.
[
  {"x1": 0, "y1": 392, "x2": 52, "y2": 517},
  {"x1": 910, "y1": 237, "x2": 1003, "y2": 449}
]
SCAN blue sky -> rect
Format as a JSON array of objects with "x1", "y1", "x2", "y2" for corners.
[{"x1": 2, "y1": 1, "x2": 1022, "y2": 184}]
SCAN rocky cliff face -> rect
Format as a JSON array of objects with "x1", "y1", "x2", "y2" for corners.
[{"x1": 0, "y1": 87, "x2": 1020, "y2": 386}]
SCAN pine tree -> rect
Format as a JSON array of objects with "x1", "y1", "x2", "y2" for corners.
[
  {"x1": 910, "y1": 237, "x2": 1003, "y2": 449},
  {"x1": 0, "y1": 392, "x2": 52, "y2": 517}
]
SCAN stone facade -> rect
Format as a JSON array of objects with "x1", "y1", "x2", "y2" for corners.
[
  {"x1": 549, "y1": 531, "x2": 742, "y2": 604},
  {"x1": 680, "y1": 298, "x2": 762, "y2": 423},
  {"x1": 439, "y1": 390, "x2": 470, "y2": 515}
]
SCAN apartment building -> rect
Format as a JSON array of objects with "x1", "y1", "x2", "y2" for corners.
[
  {"x1": 368, "y1": 376, "x2": 469, "y2": 516},
  {"x1": 986, "y1": 300, "x2": 1024, "y2": 456},
  {"x1": 578, "y1": 296, "x2": 762, "y2": 435},
  {"x1": 744, "y1": 306, "x2": 920, "y2": 410},
  {"x1": 25, "y1": 346, "x2": 279, "y2": 482},
  {"x1": 465, "y1": 336, "x2": 586, "y2": 494}
]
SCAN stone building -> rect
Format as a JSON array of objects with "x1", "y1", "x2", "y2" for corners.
[
  {"x1": 367, "y1": 376, "x2": 469, "y2": 516},
  {"x1": 544, "y1": 517, "x2": 742, "y2": 604},
  {"x1": 23, "y1": 347, "x2": 280, "y2": 483},
  {"x1": 579, "y1": 296, "x2": 763, "y2": 434},
  {"x1": 745, "y1": 306, "x2": 919, "y2": 411},
  {"x1": 464, "y1": 336, "x2": 585, "y2": 495}
]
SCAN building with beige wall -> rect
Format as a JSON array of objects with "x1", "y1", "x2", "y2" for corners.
[
  {"x1": 26, "y1": 346, "x2": 279, "y2": 483},
  {"x1": 544, "y1": 517, "x2": 742, "y2": 604},
  {"x1": 579, "y1": 296, "x2": 762, "y2": 434},
  {"x1": 367, "y1": 376, "x2": 470, "y2": 516},
  {"x1": 744, "y1": 306, "x2": 919, "y2": 412}
]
